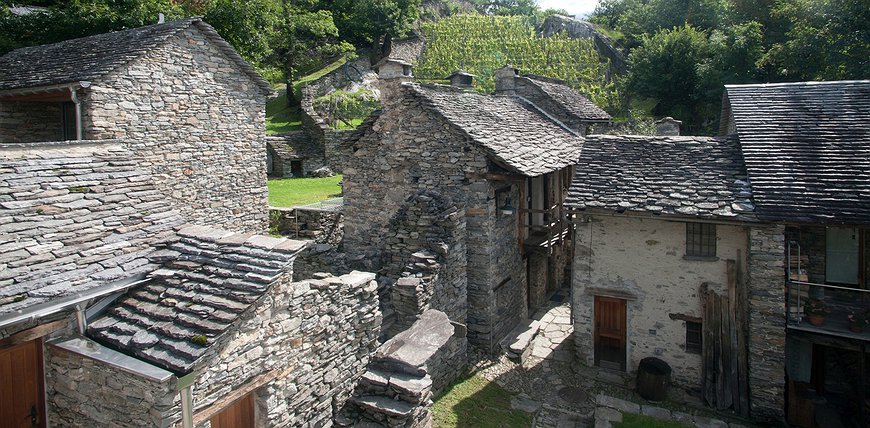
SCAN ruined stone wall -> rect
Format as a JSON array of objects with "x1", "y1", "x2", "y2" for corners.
[
  {"x1": 746, "y1": 225, "x2": 786, "y2": 422},
  {"x1": 81, "y1": 27, "x2": 268, "y2": 232},
  {"x1": 45, "y1": 340, "x2": 177, "y2": 427},
  {"x1": 572, "y1": 215, "x2": 750, "y2": 387},
  {"x1": 269, "y1": 207, "x2": 343, "y2": 245},
  {"x1": 0, "y1": 101, "x2": 65, "y2": 143}
]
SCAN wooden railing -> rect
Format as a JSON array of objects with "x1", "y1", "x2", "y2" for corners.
[{"x1": 786, "y1": 280, "x2": 870, "y2": 341}]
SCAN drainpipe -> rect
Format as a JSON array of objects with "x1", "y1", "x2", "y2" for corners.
[
  {"x1": 178, "y1": 371, "x2": 197, "y2": 428},
  {"x1": 74, "y1": 304, "x2": 87, "y2": 334},
  {"x1": 69, "y1": 81, "x2": 90, "y2": 141}
]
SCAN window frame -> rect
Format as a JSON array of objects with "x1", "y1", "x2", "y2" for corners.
[
  {"x1": 685, "y1": 321, "x2": 702, "y2": 354},
  {"x1": 685, "y1": 222, "x2": 717, "y2": 258}
]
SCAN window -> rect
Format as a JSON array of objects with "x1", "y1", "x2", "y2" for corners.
[
  {"x1": 686, "y1": 223, "x2": 716, "y2": 257},
  {"x1": 685, "y1": 321, "x2": 702, "y2": 354}
]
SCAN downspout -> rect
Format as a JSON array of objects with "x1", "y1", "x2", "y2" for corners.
[
  {"x1": 69, "y1": 81, "x2": 90, "y2": 141},
  {"x1": 178, "y1": 371, "x2": 197, "y2": 428}
]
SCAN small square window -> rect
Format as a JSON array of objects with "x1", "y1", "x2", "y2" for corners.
[
  {"x1": 686, "y1": 321, "x2": 702, "y2": 354},
  {"x1": 686, "y1": 223, "x2": 716, "y2": 257}
]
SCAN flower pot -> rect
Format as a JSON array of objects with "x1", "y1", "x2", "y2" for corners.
[
  {"x1": 807, "y1": 314, "x2": 826, "y2": 326},
  {"x1": 850, "y1": 324, "x2": 863, "y2": 333}
]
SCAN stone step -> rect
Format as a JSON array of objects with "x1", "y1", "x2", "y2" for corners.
[
  {"x1": 352, "y1": 395, "x2": 416, "y2": 418},
  {"x1": 499, "y1": 318, "x2": 541, "y2": 362}
]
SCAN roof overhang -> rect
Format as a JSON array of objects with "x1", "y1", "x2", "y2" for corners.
[
  {"x1": 0, "y1": 81, "x2": 91, "y2": 101},
  {"x1": 566, "y1": 206, "x2": 760, "y2": 226}
]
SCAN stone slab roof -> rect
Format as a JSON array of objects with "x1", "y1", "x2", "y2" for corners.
[
  {"x1": 266, "y1": 133, "x2": 319, "y2": 161},
  {"x1": 0, "y1": 18, "x2": 271, "y2": 95},
  {"x1": 523, "y1": 75, "x2": 611, "y2": 122},
  {"x1": 566, "y1": 135, "x2": 756, "y2": 222},
  {"x1": 725, "y1": 80, "x2": 870, "y2": 225},
  {"x1": 0, "y1": 141, "x2": 184, "y2": 314},
  {"x1": 88, "y1": 226, "x2": 307, "y2": 374},
  {"x1": 410, "y1": 84, "x2": 583, "y2": 176}
]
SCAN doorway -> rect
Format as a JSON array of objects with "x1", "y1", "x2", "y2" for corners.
[
  {"x1": 595, "y1": 296, "x2": 627, "y2": 371},
  {"x1": 210, "y1": 392, "x2": 255, "y2": 428}
]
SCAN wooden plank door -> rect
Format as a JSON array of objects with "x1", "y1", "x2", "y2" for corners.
[
  {"x1": 0, "y1": 339, "x2": 45, "y2": 428},
  {"x1": 594, "y1": 296, "x2": 627, "y2": 371},
  {"x1": 210, "y1": 392, "x2": 255, "y2": 428}
]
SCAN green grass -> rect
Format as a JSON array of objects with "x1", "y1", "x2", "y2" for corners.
[
  {"x1": 267, "y1": 175, "x2": 343, "y2": 207},
  {"x1": 432, "y1": 374, "x2": 532, "y2": 428},
  {"x1": 614, "y1": 413, "x2": 691, "y2": 428},
  {"x1": 266, "y1": 57, "x2": 351, "y2": 134}
]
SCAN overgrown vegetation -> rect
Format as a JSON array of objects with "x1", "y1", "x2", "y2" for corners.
[
  {"x1": 268, "y1": 175, "x2": 343, "y2": 207},
  {"x1": 590, "y1": 0, "x2": 869, "y2": 133},
  {"x1": 416, "y1": 14, "x2": 620, "y2": 112},
  {"x1": 432, "y1": 374, "x2": 531, "y2": 428}
]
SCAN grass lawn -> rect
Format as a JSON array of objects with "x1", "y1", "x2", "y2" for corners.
[
  {"x1": 267, "y1": 175, "x2": 342, "y2": 207},
  {"x1": 614, "y1": 413, "x2": 691, "y2": 428},
  {"x1": 432, "y1": 374, "x2": 531, "y2": 428}
]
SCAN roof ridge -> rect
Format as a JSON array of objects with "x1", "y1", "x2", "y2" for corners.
[{"x1": 726, "y1": 79, "x2": 870, "y2": 89}]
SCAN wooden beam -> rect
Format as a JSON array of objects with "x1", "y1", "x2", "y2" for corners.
[
  {"x1": 465, "y1": 172, "x2": 526, "y2": 182},
  {"x1": 668, "y1": 313, "x2": 701, "y2": 323},
  {"x1": 0, "y1": 319, "x2": 69, "y2": 349}
]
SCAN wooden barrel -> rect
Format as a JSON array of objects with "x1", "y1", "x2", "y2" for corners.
[{"x1": 637, "y1": 357, "x2": 671, "y2": 401}]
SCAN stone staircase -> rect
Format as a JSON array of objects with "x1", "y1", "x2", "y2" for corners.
[{"x1": 500, "y1": 318, "x2": 542, "y2": 363}]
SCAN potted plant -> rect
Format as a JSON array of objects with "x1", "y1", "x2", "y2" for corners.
[
  {"x1": 847, "y1": 309, "x2": 870, "y2": 333},
  {"x1": 804, "y1": 298, "x2": 830, "y2": 326}
]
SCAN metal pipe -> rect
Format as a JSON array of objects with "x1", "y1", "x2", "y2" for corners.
[
  {"x1": 69, "y1": 86, "x2": 82, "y2": 140},
  {"x1": 180, "y1": 385, "x2": 194, "y2": 428},
  {"x1": 75, "y1": 304, "x2": 87, "y2": 334}
]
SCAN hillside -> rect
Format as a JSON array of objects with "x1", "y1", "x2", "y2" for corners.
[{"x1": 415, "y1": 15, "x2": 618, "y2": 111}]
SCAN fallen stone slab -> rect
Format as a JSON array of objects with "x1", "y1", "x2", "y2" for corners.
[
  {"x1": 594, "y1": 406, "x2": 622, "y2": 423},
  {"x1": 595, "y1": 394, "x2": 640, "y2": 414},
  {"x1": 373, "y1": 309, "x2": 454, "y2": 377},
  {"x1": 510, "y1": 395, "x2": 542, "y2": 413},
  {"x1": 352, "y1": 396, "x2": 416, "y2": 418}
]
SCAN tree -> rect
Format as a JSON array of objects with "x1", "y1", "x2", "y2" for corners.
[
  {"x1": 763, "y1": 0, "x2": 870, "y2": 80},
  {"x1": 331, "y1": 0, "x2": 420, "y2": 46},
  {"x1": 203, "y1": 0, "x2": 282, "y2": 70}
]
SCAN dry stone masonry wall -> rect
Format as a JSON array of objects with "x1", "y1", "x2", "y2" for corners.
[
  {"x1": 82, "y1": 27, "x2": 268, "y2": 231},
  {"x1": 0, "y1": 101, "x2": 66, "y2": 143}
]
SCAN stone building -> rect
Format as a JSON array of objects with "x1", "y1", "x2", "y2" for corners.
[
  {"x1": 568, "y1": 80, "x2": 870, "y2": 425},
  {"x1": 343, "y1": 60, "x2": 610, "y2": 351},
  {"x1": 0, "y1": 18, "x2": 272, "y2": 231},
  {"x1": 266, "y1": 133, "x2": 326, "y2": 178}
]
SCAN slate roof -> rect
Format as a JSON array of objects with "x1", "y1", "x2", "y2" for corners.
[
  {"x1": 0, "y1": 141, "x2": 184, "y2": 314},
  {"x1": 523, "y1": 75, "x2": 611, "y2": 121},
  {"x1": 266, "y1": 133, "x2": 321, "y2": 161},
  {"x1": 566, "y1": 135, "x2": 756, "y2": 222},
  {"x1": 725, "y1": 80, "x2": 870, "y2": 225},
  {"x1": 410, "y1": 83, "x2": 583, "y2": 176},
  {"x1": 0, "y1": 18, "x2": 271, "y2": 94},
  {"x1": 88, "y1": 226, "x2": 307, "y2": 374}
]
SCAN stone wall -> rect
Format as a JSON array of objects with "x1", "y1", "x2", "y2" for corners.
[
  {"x1": 269, "y1": 207, "x2": 343, "y2": 245},
  {"x1": 186, "y1": 271, "x2": 382, "y2": 427},
  {"x1": 0, "y1": 101, "x2": 66, "y2": 143},
  {"x1": 343, "y1": 80, "x2": 524, "y2": 350},
  {"x1": 46, "y1": 341, "x2": 177, "y2": 427},
  {"x1": 266, "y1": 133, "x2": 326, "y2": 178},
  {"x1": 572, "y1": 215, "x2": 750, "y2": 387},
  {"x1": 746, "y1": 225, "x2": 786, "y2": 422},
  {"x1": 81, "y1": 26, "x2": 268, "y2": 232},
  {"x1": 390, "y1": 35, "x2": 426, "y2": 63}
]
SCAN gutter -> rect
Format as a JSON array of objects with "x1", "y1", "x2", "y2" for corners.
[{"x1": 0, "y1": 274, "x2": 149, "y2": 330}]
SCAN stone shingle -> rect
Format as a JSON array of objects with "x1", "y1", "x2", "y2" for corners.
[
  {"x1": 0, "y1": 142, "x2": 184, "y2": 313},
  {"x1": 88, "y1": 226, "x2": 308, "y2": 374},
  {"x1": 409, "y1": 83, "x2": 582, "y2": 176},
  {"x1": 523, "y1": 75, "x2": 611, "y2": 121},
  {"x1": 0, "y1": 18, "x2": 271, "y2": 95},
  {"x1": 724, "y1": 80, "x2": 870, "y2": 225},
  {"x1": 566, "y1": 135, "x2": 756, "y2": 222}
]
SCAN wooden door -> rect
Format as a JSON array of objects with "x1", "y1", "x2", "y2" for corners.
[
  {"x1": 0, "y1": 339, "x2": 45, "y2": 428},
  {"x1": 594, "y1": 296, "x2": 627, "y2": 371},
  {"x1": 210, "y1": 392, "x2": 255, "y2": 428}
]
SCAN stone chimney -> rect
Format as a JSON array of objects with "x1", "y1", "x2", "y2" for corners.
[
  {"x1": 655, "y1": 117, "x2": 682, "y2": 136},
  {"x1": 446, "y1": 70, "x2": 475, "y2": 88},
  {"x1": 494, "y1": 65, "x2": 519, "y2": 95},
  {"x1": 374, "y1": 57, "x2": 413, "y2": 107}
]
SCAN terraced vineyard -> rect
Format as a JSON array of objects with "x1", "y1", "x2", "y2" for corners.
[{"x1": 416, "y1": 15, "x2": 617, "y2": 109}]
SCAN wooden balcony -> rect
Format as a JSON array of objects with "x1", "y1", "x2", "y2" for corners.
[{"x1": 787, "y1": 280, "x2": 870, "y2": 342}]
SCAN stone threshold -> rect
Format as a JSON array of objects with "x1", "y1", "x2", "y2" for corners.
[{"x1": 592, "y1": 394, "x2": 754, "y2": 428}]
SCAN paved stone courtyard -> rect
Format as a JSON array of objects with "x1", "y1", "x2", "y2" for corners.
[{"x1": 468, "y1": 289, "x2": 756, "y2": 428}]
